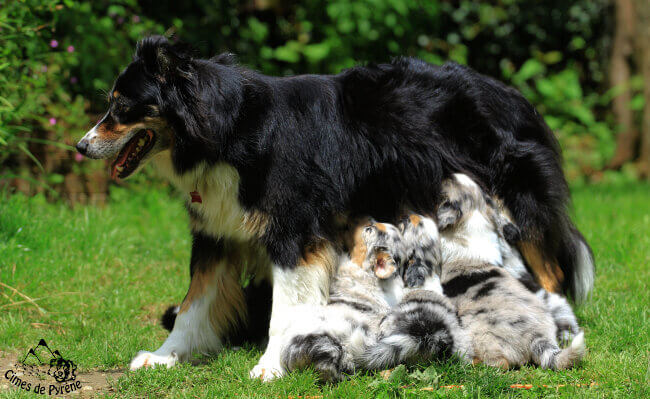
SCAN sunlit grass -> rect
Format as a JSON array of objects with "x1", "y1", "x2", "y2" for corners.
[{"x1": 1, "y1": 183, "x2": 648, "y2": 398}]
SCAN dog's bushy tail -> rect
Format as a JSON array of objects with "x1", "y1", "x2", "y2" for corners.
[
  {"x1": 161, "y1": 305, "x2": 179, "y2": 332},
  {"x1": 558, "y1": 224, "x2": 595, "y2": 304},
  {"x1": 533, "y1": 331, "x2": 585, "y2": 370}
]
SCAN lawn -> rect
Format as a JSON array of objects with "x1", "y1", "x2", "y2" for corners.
[{"x1": 1, "y1": 183, "x2": 648, "y2": 398}]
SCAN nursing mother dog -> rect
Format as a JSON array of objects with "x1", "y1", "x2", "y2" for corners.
[{"x1": 76, "y1": 36, "x2": 594, "y2": 380}]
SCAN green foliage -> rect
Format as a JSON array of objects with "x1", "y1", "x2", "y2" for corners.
[
  {"x1": 0, "y1": 0, "x2": 620, "y2": 192},
  {"x1": 504, "y1": 58, "x2": 616, "y2": 181}
]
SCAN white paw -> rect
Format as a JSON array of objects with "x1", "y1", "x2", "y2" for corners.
[
  {"x1": 129, "y1": 351, "x2": 178, "y2": 371},
  {"x1": 249, "y1": 363, "x2": 284, "y2": 382}
]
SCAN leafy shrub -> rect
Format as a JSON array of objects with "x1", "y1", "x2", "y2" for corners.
[
  {"x1": 0, "y1": 1, "x2": 164, "y2": 200},
  {"x1": 0, "y1": 0, "x2": 618, "y2": 200}
]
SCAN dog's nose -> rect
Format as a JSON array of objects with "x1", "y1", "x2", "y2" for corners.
[{"x1": 76, "y1": 139, "x2": 88, "y2": 155}]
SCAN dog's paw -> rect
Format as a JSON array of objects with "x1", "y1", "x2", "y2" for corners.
[
  {"x1": 249, "y1": 363, "x2": 284, "y2": 382},
  {"x1": 129, "y1": 351, "x2": 178, "y2": 371}
]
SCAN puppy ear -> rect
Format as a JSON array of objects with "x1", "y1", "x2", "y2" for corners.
[
  {"x1": 502, "y1": 222, "x2": 521, "y2": 245},
  {"x1": 135, "y1": 35, "x2": 193, "y2": 80},
  {"x1": 437, "y1": 200, "x2": 462, "y2": 230}
]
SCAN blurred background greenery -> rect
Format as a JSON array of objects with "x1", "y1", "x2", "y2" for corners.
[{"x1": 1, "y1": 0, "x2": 649, "y2": 204}]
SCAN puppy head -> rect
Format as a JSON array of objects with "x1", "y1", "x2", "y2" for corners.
[
  {"x1": 399, "y1": 214, "x2": 442, "y2": 278},
  {"x1": 77, "y1": 36, "x2": 243, "y2": 178},
  {"x1": 436, "y1": 173, "x2": 486, "y2": 231},
  {"x1": 361, "y1": 221, "x2": 406, "y2": 279}
]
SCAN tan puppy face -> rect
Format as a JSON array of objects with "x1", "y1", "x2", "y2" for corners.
[{"x1": 361, "y1": 221, "x2": 406, "y2": 279}]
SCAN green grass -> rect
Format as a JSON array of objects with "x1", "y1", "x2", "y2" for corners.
[{"x1": 1, "y1": 183, "x2": 649, "y2": 398}]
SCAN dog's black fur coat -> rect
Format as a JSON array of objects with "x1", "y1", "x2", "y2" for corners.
[{"x1": 112, "y1": 36, "x2": 590, "y2": 297}]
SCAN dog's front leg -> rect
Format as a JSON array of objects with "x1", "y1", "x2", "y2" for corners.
[
  {"x1": 250, "y1": 243, "x2": 336, "y2": 381},
  {"x1": 130, "y1": 234, "x2": 253, "y2": 370}
]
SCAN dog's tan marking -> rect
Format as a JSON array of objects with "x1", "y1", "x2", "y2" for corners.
[
  {"x1": 375, "y1": 222, "x2": 387, "y2": 232},
  {"x1": 408, "y1": 214, "x2": 422, "y2": 227},
  {"x1": 349, "y1": 223, "x2": 369, "y2": 267},
  {"x1": 242, "y1": 211, "x2": 270, "y2": 238},
  {"x1": 178, "y1": 239, "x2": 270, "y2": 336},
  {"x1": 299, "y1": 240, "x2": 337, "y2": 276},
  {"x1": 209, "y1": 269, "x2": 247, "y2": 336},
  {"x1": 179, "y1": 267, "x2": 217, "y2": 314},
  {"x1": 94, "y1": 116, "x2": 168, "y2": 141},
  {"x1": 519, "y1": 241, "x2": 564, "y2": 293}
]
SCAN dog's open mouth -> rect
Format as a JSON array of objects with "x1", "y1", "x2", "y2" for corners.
[{"x1": 111, "y1": 129, "x2": 155, "y2": 180}]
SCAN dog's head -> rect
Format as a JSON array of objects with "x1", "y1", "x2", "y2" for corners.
[{"x1": 76, "y1": 36, "x2": 241, "y2": 179}]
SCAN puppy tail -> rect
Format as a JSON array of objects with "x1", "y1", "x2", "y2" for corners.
[
  {"x1": 280, "y1": 333, "x2": 353, "y2": 382},
  {"x1": 161, "y1": 305, "x2": 179, "y2": 332},
  {"x1": 360, "y1": 319, "x2": 462, "y2": 369},
  {"x1": 360, "y1": 334, "x2": 419, "y2": 370},
  {"x1": 535, "y1": 331, "x2": 586, "y2": 370}
]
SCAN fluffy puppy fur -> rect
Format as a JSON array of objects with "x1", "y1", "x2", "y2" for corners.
[
  {"x1": 77, "y1": 35, "x2": 592, "y2": 376},
  {"x1": 438, "y1": 174, "x2": 580, "y2": 343},
  {"x1": 277, "y1": 221, "x2": 393, "y2": 382},
  {"x1": 436, "y1": 175, "x2": 585, "y2": 369},
  {"x1": 279, "y1": 220, "x2": 469, "y2": 381}
]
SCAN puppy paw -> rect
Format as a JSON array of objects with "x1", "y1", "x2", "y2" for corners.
[
  {"x1": 129, "y1": 351, "x2": 178, "y2": 370},
  {"x1": 249, "y1": 363, "x2": 284, "y2": 382}
]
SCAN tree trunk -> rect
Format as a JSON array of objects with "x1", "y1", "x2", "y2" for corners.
[
  {"x1": 636, "y1": 0, "x2": 650, "y2": 178},
  {"x1": 607, "y1": 0, "x2": 638, "y2": 170}
]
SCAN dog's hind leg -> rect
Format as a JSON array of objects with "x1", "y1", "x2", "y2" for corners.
[
  {"x1": 130, "y1": 234, "x2": 271, "y2": 370},
  {"x1": 250, "y1": 241, "x2": 337, "y2": 381}
]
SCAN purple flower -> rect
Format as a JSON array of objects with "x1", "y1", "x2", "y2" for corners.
[
  {"x1": 132, "y1": 15, "x2": 140, "y2": 23},
  {"x1": 70, "y1": 76, "x2": 78, "y2": 84},
  {"x1": 50, "y1": 40, "x2": 58, "y2": 48},
  {"x1": 117, "y1": 16, "x2": 124, "y2": 24},
  {"x1": 67, "y1": 45, "x2": 75, "y2": 53},
  {"x1": 41, "y1": 65, "x2": 48, "y2": 72},
  {"x1": 75, "y1": 153, "x2": 84, "y2": 162},
  {"x1": 49, "y1": 118, "x2": 57, "y2": 126}
]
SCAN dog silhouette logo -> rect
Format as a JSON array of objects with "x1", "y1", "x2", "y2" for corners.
[{"x1": 18, "y1": 339, "x2": 77, "y2": 383}]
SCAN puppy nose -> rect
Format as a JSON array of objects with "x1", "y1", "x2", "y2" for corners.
[{"x1": 76, "y1": 139, "x2": 89, "y2": 155}]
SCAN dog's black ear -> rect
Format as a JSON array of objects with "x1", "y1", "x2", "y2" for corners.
[
  {"x1": 437, "y1": 200, "x2": 462, "y2": 230},
  {"x1": 210, "y1": 52, "x2": 237, "y2": 65},
  {"x1": 135, "y1": 35, "x2": 193, "y2": 79}
]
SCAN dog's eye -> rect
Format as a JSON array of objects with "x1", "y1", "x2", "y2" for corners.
[{"x1": 146, "y1": 105, "x2": 160, "y2": 117}]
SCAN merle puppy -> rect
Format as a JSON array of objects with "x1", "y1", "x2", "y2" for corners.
[{"x1": 76, "y1": 36, "x2": 593, "y2": 380}]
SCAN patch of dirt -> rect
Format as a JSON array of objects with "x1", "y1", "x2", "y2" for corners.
[{"x1": 0, "y1": 352, "x2": 124, "y2": 397}]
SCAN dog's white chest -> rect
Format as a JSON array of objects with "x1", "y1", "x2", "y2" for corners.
[{"x1": 151, "y1": 152, "x2": 253, "y2": 240}]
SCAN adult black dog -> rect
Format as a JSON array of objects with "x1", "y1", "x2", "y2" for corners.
[{"x1": 77, "y1": 36, "x2": 593, "y2": 379}]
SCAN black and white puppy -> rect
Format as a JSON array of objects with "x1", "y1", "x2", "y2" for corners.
[{"x1": 76, "y1": 36, "x2": 593, "y2": 379}]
